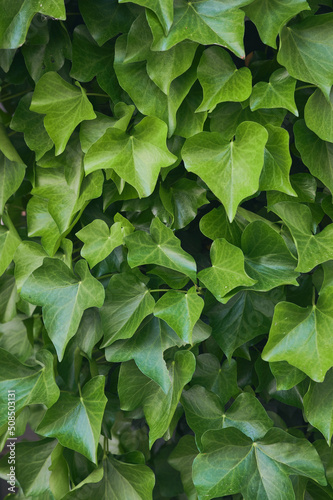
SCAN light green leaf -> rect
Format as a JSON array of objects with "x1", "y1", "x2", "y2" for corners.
[
  {"x1": 270, "y1": 201, "x2": 333, "y2": 272},
  {"x1": 269, "y1": 361, "x2": 307, "y2": 391},
  {"x1": 37, "y1": 376, "x2": 107, "y2": 464},
  {"x1": 100, "y1": 271, "x2": 155, "y2": 347},
  {"x1": 168, "y1": 435, "x2": 198, "y2": 500},
  {"x1": 250, "y1": 69, "x2": 298, "y2": 116},
  {"x1": 304, "y1": 88, "x2": 333, "y2": 142},
  {"x1": 106, "y1": 316, "x2": 183, "y2": 392},
  {"x1": 304, "y1": 368, "x2": 333, "y2": 444},
  {"x1": 277, "y1": 13, "x2": 333, "y2": 99},
  {"x1": 182, "y1": 388, "x2": 273, "y2": 448},
  {"x1": 244, "y1": 0, "x2": 310, "y2": 48},
  {"x1": 84, "y1": 116, "x2": 176, "y2": 198},
  {"x1": 0, "y1": 0, "x2": 66, "y2": 49},
  {"x1": 192, "y1": 427, "x2": 326, "y2": 500},
  {"x1": 0, "y1": 214, "x2": 21, "y2": 277},
  {"x1": 122, "y1": 0, "x2": 173, "y2": 35},
  {"x1": 118, "y1": 351, "x2": 196, "y2": 447},
  {"x1": 0, "y1": 348, "x2": 60, "y2": 427},
  {"x1": 30, "y1": 72, "x2": 96, "y2": 155},
  {"x1": 196, "y1": 46, "x2": 252, "y2": 112},
  {"x1": 198, "y1": 238, "x2": 255, "y2": 301},
  {"x1": 0, "y1": 316, "x2": 32, "y2": 362},
  {"x1": 154, "y1": 287, "x2": 204, "y2": 344},
  {"x1": 259, "y1": 124, "x2": 296, "y2": 196},
  {"x1": 182, "y1": 121, "x2": 268, "y2": 221},
  {"x1": 146, "y1": 0, "x2": 254, "y2": 58},
  {"x1": 0, "y1": 151, "x2": 25, "y2": 216},
  {"x1": 294, "y1": 120, "x2": 333, "y2": 195},
  {"x1": 262, "y1": 287, "x2": 333, "y2": 382},
  {"x1": 21, "y1": 258, "x2": 105, "y2": 360},
  {"x1": 174, "y1": 81, "x2": 208, "y2": 139},
  {"x1": 125, "y1": 217, "x2": 197, "y2": 281},
  {"x1": 76, "y1": 216, "x2": 134, "y2": 269}
]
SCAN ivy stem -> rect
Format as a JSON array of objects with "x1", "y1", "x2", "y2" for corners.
[
  {"x1": 0, "y1": 90, "x2": 31, "y2": 102},
  {"x1": 78, "y1": 383, "x2": 82, "y2": 398},
  {"x1": 86, "y1": 92, "x2": 110, "y2": 98},
  {"x1": 103, "y1": 436, "x2": 109, "y2": 458},
  {"x1": 295, "y1": 84, "x2": 316, "y2": 91},
  {"x1": 149, "y1": 288, "x2": 187, "y2": 293},
  {"x1": 96, "y1": 273, "x2": 114, "y2": 280},
  {"x1": 312, "y1": 287, "x2": 316, "y2": 305}
]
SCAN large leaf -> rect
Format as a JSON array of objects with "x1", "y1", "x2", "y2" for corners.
[
  {"x1": 277, "y1": 13, "x2": 333, "y2": 99},
  {"x1": 304, "y1": 369, "x2": 333, "y2": 444},
  {"x1": 125, "y1": 217, "x2": 197, "y2": 281},
  {"x1": 0, "y1": 0, "x2": 66, "y2": 49},
  {"x1": 118, "y1": 351, "x2": 196, "y2": 447},
  {"x1": 192, "y1": 427, "x2": 326, "y2": 499},
  {"x1": 196, "y1": 46, "x2": 252, "y2": 112},
  {"x1": 30, "y1": 72, "x2": 96, "y2": 155},
  {"x1": 262, "y1": 287, "x2": 333, "y2": 382},
  {"x1": 182, "y1": 122, "x2": 268, "y2": 221},
  {"x1": 146, "y1": 0, "x2": 255, "y2": 58},
  {"x1": 304, "y1": 88, "x2": 333, "y2": 143},
  {"x1": 0, "y1": 349, "x2": 59, "y2": 427},
  {"x1": 244, "y1": 0, "x2": 310, "y2": 48},
  {"x1": 84, "y1": 116, "x2": 176, "y2": 197},
  {"x1": 37, "y1": 376, "x2": 107, "y2": 463},
  {"x1": 21, "y1": 258, "x2": 105, "y2": 360}
]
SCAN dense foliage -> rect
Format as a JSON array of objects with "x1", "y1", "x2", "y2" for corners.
[{"x1": 1, "y1": 0, "x2": 333, "y2": 498}]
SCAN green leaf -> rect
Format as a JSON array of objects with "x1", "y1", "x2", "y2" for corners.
[
  {"x1": 0, "y1": 214, "x2": 21, "y2": 277},
  {"x1": 0, "y1": 0, "x2": 66, "y2": 49},
  {"x1": 250, "y1": 69, "x2": 298, "y2": 116},
  {"x1": 277, "y1": 13, "x2": 333, "y2": 99},
  {"x1": 168, "y1": 435, "x2": 198, "y2": 500},
  {"x1": 154, "y1": 287, "x2": 204, "y2": 344},
  {"x1": 37, "y1": 376, "x2": 107, "y2": 463},
  {"x1": 269, "y1": 361, "x2": 307, "y2": 391},
  {"x1": 0, "y1": 316, "x2": 33, "y2": 362},
  {"x1": 10, "y1": 93, "x2": 53, "y2": 160},
  {"x1": 192, "y1": 427, "x2": 326, "y2": 499},
  {"x1": 118, "y1": 351, "x2": 196, "y2": 447},
  {"x1": 244, "y1": 0, "x2": 310, "y2": 48},
  {"x1": 182, "y1": 122, "x2": 268, "y2": 221},
  {"x1": 304, "y1": 368, "x2": 333, "y2": 444},
  {"x1": 0, "y1": 151, "x2": 25, "y2": 216},
  {"x1": 196, "y1": 46, "x2": 252, "y2": 112},
  {"x1": 0, "y1": 273, "x2": 17, "y2": 323},
  {"x1": 125, "y1": 217, "x2": 197, "y2": 282},
  {"x1": 122, "y1": 0, "x2": 173, "y2": 35},
  {"x1": 0, "y1": 348, "x2": 59, "y2": 427},
  {"x1": 259, "y1": 124, "x2": 296, "y2": 196},
  {"x1": 294, "y1": 120, "x2": 333, "y2": 195},
  {"x1": 174, "y1": 81, "x2": 208, "y2": 138},
  {"x1": 199, "y1": 205, "x2": 245, "y2": 246},
  {"x1": 262, "y1": 287, "x2": 333, "y2": 382},
  {"x1": 304, "y1": 88, "x2": 333, "y2": 142},
  {"x1": 270, "y1": 201, "x2": 333, "y2": 272},
  {"x1": 76, "y1": 216, "x2": 134, "y2": 269},
  {"x1": 30, "y1": 72, "x2": 96, "y2": 155},
  {"x1": 106, "y1": 316, "x2": 183, "y2": 392},
  {"x1": 146, "y1": 0, "x2": 254, "y2": 58},
  {"x1": 84, "y1": 116, "x2": 176, "y2": 198},
  {"x1": 100, "y1": 271, "x2": 155, "y2": 347},
  {"x1": 21, "y1": 258, "x2": 105, "y2": 360},
  {"x1": 198, "y1": 238, "x2": 256, "y2": 301}
]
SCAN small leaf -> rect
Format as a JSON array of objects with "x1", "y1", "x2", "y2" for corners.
[
  {"x1": 168, "y1": 435, "x2": 198, "y2": 500},
  {"x1": 0, "y1": 214, "x2": 21, "y2": 277},
  {"x1": 304, "y1": 88, "x2": 333, "y2": 142},
  {"x1": 121, "y1": 0, "x2": 173, "y2": 35},
  {"x1": 304, "y1": 368, "x2": 333, "y2": 444}
]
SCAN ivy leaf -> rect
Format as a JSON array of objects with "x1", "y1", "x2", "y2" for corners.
[
  {"x1": 122, "y1": 0, "x2": 173, "y2": 35},
  {"x1": 294, "y1": 120, "x2": 333, "y2": 195},
  {"x1": 269, "y1": 361, "x2": 307, "y2": 391},
  {"x1": 183, "y1": 388, "x2": 273, "y2": 449},
  {"x1": 250, "y1": 69, "x2": 298, "y2": 116},
  {"x1": 0, "y1": 0, "x2": 66, "y2": 49},
  {"x1": 0, "y1": 273, "x2": 17, "y2": 324},
  {"x1": 118, "y1": 352, "x2": 196, "y2": 447},
  {"x1": 84, "y1": 116, "x2": 176, "y2": 198},
  {"x1": 304, "y1": 88, "x2": 333, "y2": 142},
  {"x1": 182, "y1": 122, "x2": 268, "y2": 221},
  {"x1": 21, "y1": 258, "x2": 105, "y2": 360},
  {"x1": 125, "y1": 217, "x2": 197, "y2": 282},
  {"x1": 100, "y1": 271, "x2": 155, "y2": 348},
  {"x1": 0, "y1": 151, "x2": 25, "y2": 216},
  {"x1": 192, "y1": 427, "x2": 326, "y2": 500},
  {"x1": 168, "y1": 435, "x2": 198, "y2": 500},
  {"x1": 196, "y1": 46, "x2": 252, "y2": 112},
  {"x1": 244, "y1": 0, "x2": 310, "y2": 48},
  {"x1": 197, "y1": 238, "x2": 256, "y2": 301},
  {"x1": 154, "y1": 287, "x2": 204, "y2": 344},
  {"x1": 199, "y1": 205, "x2": 245, "y2": 246},
  {"x1": 277, "y1": 13, "x2": 333, "y2": 100},
  {"x1": 30, "y1": 72, "x2": 96, "y2": 155},
  {"x1": 146, "y1": 0, "x2": 254, "y2": 58},
  {"x1": 76, "y1": 216, "x2": 134, "y2": 269},
  {"x1": 10, "y1": 93, "x2": 53, "y2": 160},
  {"x1": 304, "y1": 368, "x2": 333, "y2": 444},
  {"x1": 37, "y1": 376, "x2": 107, "y2": 464},
  {"x1": 0, "y1": 214, "x2": 21, "y2": 277},
  {"x1": 0, "y1": 349, "x2": 59, "y2": 427},
  {"x1": 259, "y1": 124, "x2": 296, "y2": 196},
  {"x1": 270, "y1": 201, "x2": 333, "y2": 272},
  {"x1": 262, "y1": 287, "x2": 333, "y2": 382},
  {"x1": 105, "y1": 316, "x2": 183, "y2": 392}
]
